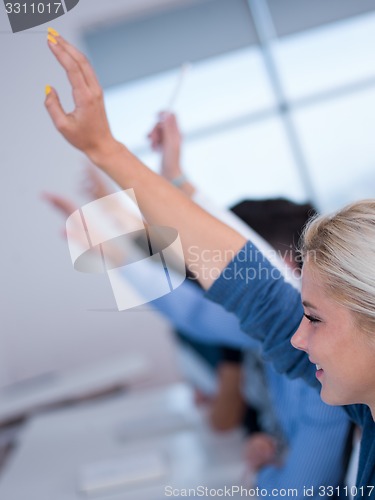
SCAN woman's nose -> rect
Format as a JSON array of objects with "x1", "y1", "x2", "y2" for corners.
[{"x1": 291, "y1": 319, "x2": 308, "y2": 352}]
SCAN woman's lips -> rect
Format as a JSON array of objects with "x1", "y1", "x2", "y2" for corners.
[{"x1": 315, "y1": 364, "x2": 324, "y2": 379}]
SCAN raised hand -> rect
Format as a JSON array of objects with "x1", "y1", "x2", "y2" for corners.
[
  {"x1": 44, "y1": 31, "x2": 246, "y2": 290},
  {"x1": 42, "y1": 191, "x2": 126, "y2": 265},
  {"x1": 45, "y1": 30, "x2": 123, "y2": 164},
  {"x1": 148, "y1": 112, "x2": 183, "y2": 181}
]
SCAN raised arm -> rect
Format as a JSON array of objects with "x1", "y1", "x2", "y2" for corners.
[
  {"x1": 45, "y1": 33, "x2": 245, "y2": 288},
  {"x1": 148, "y1": 112, "x2": 196, "y2": 197}
]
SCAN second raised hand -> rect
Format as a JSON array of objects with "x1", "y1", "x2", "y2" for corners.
[
  {"x1": 45, "y1": 28, "x2": 122, "y2": 163},
  {"x1": 148, "y1": 112, "x2": 183, "y2": 181}
]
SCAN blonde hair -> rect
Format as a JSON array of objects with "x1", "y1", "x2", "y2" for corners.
[{"x1": 301, "y1": 199, "x2": 375, "y2": 337}]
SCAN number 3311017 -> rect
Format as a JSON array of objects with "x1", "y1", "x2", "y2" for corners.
[{"x1": 5, "y1": 3, "x2": 62, "y2": 14}]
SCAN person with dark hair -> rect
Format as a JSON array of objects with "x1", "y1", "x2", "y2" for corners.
[{"x1": 231, "y1": 198, "x2": 316, "y2": 270}]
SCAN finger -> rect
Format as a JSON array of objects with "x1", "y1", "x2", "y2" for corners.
[
  {"x1": 158, "y1": 110, "x2": 175, "y2": 122},
  {"x1": 163, "y1": 113, "x2": 179, "y2": 135},
  {"x1": 150, "y1": 139, "x2": 161, "y2": 151},
  {"x1": 147, "y1": 123, "x2": 161, "y2": 141},
  {"x1": 148, "y1": 124, "x2": 162, "y2": 150},
  {"x1": 56, "y1": 35, "x2": 101, "y2": 91},
  {"x1": 169, "y1": 113, "x2": 178, "y2": 128},
  {"x1": 48, "y1": 197, "x2": 76, "y2": 216},
  {"x1": 44, "y1": 87, "x2": 70, "y2": 134},
  {"x1": 47, "y1": 36, "x2": 89, "y2": 101},
  {"x1": 148, "y1": 130, "x2": 158, "y2": 147},
  {"x1": 41, "y1": 192, "x2": 58, "y2": 205},
  {"x1": 41, "y1": 192, "x2": 77, "y2": 215}
]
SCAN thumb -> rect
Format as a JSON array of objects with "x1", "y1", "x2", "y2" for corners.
[{"x1": 44, "y1": 86, "x2": 69, "y2": 132}]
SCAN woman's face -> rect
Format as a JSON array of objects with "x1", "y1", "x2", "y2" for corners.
[{"x1": 291, "y1": 262, "x2": 375, "y2": 412}]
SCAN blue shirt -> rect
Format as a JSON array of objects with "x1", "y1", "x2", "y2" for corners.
[
  {"x1": 206, "y1": 242, "x2": 375, "y2": 499},
  {"x1": 151, "y1": 273, "x2": 350, "y2": 497}
]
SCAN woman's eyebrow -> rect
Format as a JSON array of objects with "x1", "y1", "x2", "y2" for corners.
[{"x1": 302, "y1": 300, "x2": 319, "y2": 310}]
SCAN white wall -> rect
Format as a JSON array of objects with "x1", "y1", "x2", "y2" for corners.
[{"x1": 0, "y1": 0, "x2": 191, "y2": 388}]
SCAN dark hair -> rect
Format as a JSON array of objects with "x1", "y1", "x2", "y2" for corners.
[{"x1": 230, "y1": 198, "x2": 317, "y2": 268}]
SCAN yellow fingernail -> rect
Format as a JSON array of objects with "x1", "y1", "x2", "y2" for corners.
[
  {"x1": 45, "y1": 85, "x2": 52, "y2": 96},
  {"x1": 47, "y1": 34, "x2": 57, "y2": 45},
  {"x1": 48, "y1": 27, "x2": 60, "y2": 37}
]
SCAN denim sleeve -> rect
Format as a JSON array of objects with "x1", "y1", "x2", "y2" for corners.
[
  {"x1": 205, "y1": 242, "x2": 317, "y2": 388},
  {"x1": 152, "y1": 279, "x2": 259, "y2": 350}
]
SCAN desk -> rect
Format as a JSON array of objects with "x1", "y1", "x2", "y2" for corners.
[
  {"x1": 0, "y1": 383, "x2": 250, "y2": 499},
  {"x1": 0, "y1": 354, "x2": 148, "y2": 425}
]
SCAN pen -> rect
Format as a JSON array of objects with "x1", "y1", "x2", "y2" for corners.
[{"x1": 165, "y1": 62, "x2": 191, "y2": 112}]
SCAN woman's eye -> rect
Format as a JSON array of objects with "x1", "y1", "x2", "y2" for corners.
[{"x1": 304, "y1": 313, "x2": 321, "y2": 324}]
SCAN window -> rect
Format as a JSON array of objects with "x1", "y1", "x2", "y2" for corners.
[{"x1": 85, "y1": 0, "x2": 375, "y2": 212}]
